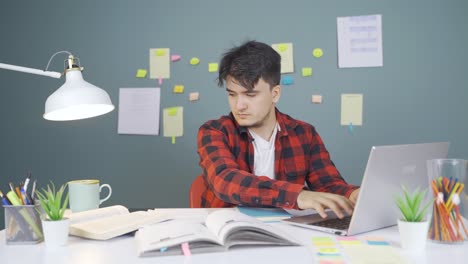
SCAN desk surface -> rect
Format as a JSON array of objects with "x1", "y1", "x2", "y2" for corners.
[{"x1": 1, "y1": 208, "x2": 467, "y2": 264}]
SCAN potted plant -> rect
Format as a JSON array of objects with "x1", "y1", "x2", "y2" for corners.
[
  {"x1": 36, "y1": 181, "x2": 70, "y2": 247},
  {"x1": 395, "y1": 185, "x2": 432, "y2": 251}
]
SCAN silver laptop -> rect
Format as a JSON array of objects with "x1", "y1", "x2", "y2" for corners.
[{"x1": 282, "y1": 142, "x2": 449, "y2": 236}]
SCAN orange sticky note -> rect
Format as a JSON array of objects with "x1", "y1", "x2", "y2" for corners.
[{"x1": 189, "y1": 92, "x2": 200, "y2": 101}]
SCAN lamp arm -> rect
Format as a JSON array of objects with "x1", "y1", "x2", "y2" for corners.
[{"x1": 0, "y1": 63, "x2": 61, "y2": 79}]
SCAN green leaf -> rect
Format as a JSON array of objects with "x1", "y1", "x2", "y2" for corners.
[{"x1": 36, "y1": 181, "x2": 69, "y2": 221}]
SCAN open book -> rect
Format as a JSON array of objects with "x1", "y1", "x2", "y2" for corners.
[
  {"x1": 68, "y1": 205, "x2": 164, "y2": 240},
  {"x1": 135, "y1": 209, "x2": 301, "y2": 257}
]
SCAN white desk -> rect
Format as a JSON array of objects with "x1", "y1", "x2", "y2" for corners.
[{"x1": 1, "y1": 209, "x2": 467, "y2": 264}]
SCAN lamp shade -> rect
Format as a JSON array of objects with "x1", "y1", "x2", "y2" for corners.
[{"x1": 43, "y1": 69, "x2": 114, "y2": 121}]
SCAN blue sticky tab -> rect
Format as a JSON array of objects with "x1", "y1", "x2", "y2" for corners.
[
  {"x1": 160, "y1": 247, "x2": 168, "y2": 252},
  {"x1": 281, "y1": 76, "x2": 294, "y2": 85},
  {"x1": 349, "y1": 122, "x2": 353, "y2": 134},
  {"x1": 367, "y1": 240, "x2": 390, "y2": 246}
]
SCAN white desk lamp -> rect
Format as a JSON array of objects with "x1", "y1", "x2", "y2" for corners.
[{"x1": 0, "y1": 51, "x2": 115, "y2": 121}]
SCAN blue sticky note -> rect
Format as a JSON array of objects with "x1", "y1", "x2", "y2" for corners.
[
  {"x1": 348, "y1": 122, "x2": 353, "y2": 134},
  {"x1": 367, "y1": 240, "x2": 390, "y2": 246},
  {"x1": 160, "y1": 247, "x2": 168, "y2": 252},
  {"x1": 282, "y1": 76, "x2": 294, "y2": 85}
]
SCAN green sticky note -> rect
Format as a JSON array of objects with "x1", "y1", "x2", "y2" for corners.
[
  {"x1": 172, "y1": 136, "x2": 176, "y2": 144},
  {"x1": 208, "y1": 63, "x2": 218, "y2": 72},
  {"x1": 155, "y1": 49, "x2": 166, "y2": 56},
  {"x1": 302, "y1": 67, "x2": 312, "y2": 77},
  {"x1": 168, "y1": 107, "x2": 178, "y2": 116},
  {"x1": 313, "y1": 48, "x2": 323, "y2": 58},
  {"x1": 136, "y1": 69, "x2": 147, "y2": 78},
  {"x1": 278, "y1": 43, "x2": 288, "y2": 52},
  {"x1": 190, "y1": 57, "x2": 200, "y2": 65}
]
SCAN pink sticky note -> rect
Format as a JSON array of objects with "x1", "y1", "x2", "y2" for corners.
[
  {"x1": 171, "y1": 55, "x2": 181, "y2": 61},
  {"x1": 181, "y1": 242, "x2": 191, "y2": 256},
  {"x1": 158, "y1": 77, "x2": 163, "y2": 86}
]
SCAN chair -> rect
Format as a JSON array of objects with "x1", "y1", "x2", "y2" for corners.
[{"x1": 189, "y1": 175, "x2": 205, "y2": 208}]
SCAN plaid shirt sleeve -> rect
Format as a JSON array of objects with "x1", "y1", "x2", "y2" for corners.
[
  {"x1": 305, "y1": 126, "x2": 359, "y2": 198},
  {"x1": 197, "y1": 121, "x2": 304, "y2": 209}
]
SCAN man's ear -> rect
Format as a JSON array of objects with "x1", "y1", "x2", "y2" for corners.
[{"x1": 272, "y1": 85, "x2": 281, "y2": 103}]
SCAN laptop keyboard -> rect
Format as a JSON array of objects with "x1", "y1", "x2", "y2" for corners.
[{"x1": 313, "y1": 216, "x2": 352, "y2": 230}]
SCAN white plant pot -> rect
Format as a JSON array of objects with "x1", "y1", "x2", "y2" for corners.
[
  {"x1": 397, "y1": 219, "x2": 429, "y2": 251},
  {"x1": 41, "y1": 218, "x2": 70, "y2": 247}
]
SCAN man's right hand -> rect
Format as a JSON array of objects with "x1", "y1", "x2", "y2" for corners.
[{"x1": 296, "y1": 190, "x2": 354, "y2": 219}]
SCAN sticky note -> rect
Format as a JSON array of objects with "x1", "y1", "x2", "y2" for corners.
[
  {"x1": 317, "y1": 247, "x2": 340, "y2": 254},
  {"x1": 168, "y1": 107, "x2": 178, "y2": 116},
  {"x1": 367, "y1": 240, "x2": 390, "y2": 246},
  {"x1": 181, "y1": 242, "x2": 191, "y2": 256},
  {"x1": 272, "y1": 43, "x2": 294, "y2": 73},
  {"x1": 190, "y1": 57, "x2": 200, "y2": 65},
  {"x1": 136, "y1": 69, "x2": 147, "y2": 78},
  {"x1": 208, "y1": 63, "x2": 218, "y2": 72},
  {"x1": 313, "y1": 241, "x2": 337, "y2": 247},
  {"x1": 281, "y1": 76, "x2": 294, "y2": 85},
  {"x1": 171, "y1": 54, "x2": 181, "y2": 61},
  {"x1": 158, "y1": 77, "x2": 163, "y2": 86},
  {"x1": 312, "y1": 237, "x2": 334, "y2": 242},
  {"x1": 318, "y1": 260, "x2": 345, "y2": 264},
  {"x1": 302, "y1": 67, "x2": 312, "y2": 77},
  {"x1": 173, "y1": 85, "x2": 184, "y2": 94},
  {"x1": 312, "y1": 95, "x2": 323, "y2": 104},
  {"x1": 155, "y1": 49, "x2": 166, "y2": 56},
  {"x1": 189, "y1": 92, "x2": 200, "y2": 101},
  {"x1": 313, "y1": 48, "x2": 324, "y2": 58},
  {"x1": 149, "y1": 48, "x2": 170, "y2": 79},
  {"x1": 278, "y1": 43, "x2": 288, "y2": 52}
]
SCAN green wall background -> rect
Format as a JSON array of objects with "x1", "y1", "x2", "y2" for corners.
[{"x1": 1, "y1": 0, "x2": 467, "y2": 228}]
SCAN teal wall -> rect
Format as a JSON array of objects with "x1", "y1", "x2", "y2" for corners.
[{"x1": 1, "y1": 0, "x2": 467, "y2": 228}]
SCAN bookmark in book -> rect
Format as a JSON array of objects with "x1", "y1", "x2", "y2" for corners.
[{"x1": 181, "y1": 242, "x2": 191, "y2": 256}]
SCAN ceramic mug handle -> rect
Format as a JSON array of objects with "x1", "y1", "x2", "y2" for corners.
[{"x1": 99, "y1": 184, "x2": 112, "y2": 205}]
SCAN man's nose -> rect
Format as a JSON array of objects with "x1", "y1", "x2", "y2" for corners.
[{"x1": 236, "y1": 96, "x2": 247, "y2": 110}]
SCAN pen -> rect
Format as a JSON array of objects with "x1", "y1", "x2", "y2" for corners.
[
  {"x1": 0, "y1": 190, "x2": 12, "y2": 205},
  {"x1": 23, "y1": 171, "x2": 31, "y2": 192},
  {"x1": 30, "y1": 180, "x2": 37, "y2": 203},
  {"x1": 15, "y1": 187, "x2": 24, "y2": 205}
]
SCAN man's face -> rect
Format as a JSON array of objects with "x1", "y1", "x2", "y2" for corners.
[{"x1": 226, "y1": 76, "x2": 280, "y2": 128}]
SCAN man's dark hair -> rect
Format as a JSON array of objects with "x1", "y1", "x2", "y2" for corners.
[{"x1": 218, "y1": 40, "x2": 281, "y2": 91}]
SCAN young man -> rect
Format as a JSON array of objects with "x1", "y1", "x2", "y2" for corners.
[{"x1": 197, "y1": 41, "x2": 359, "y2": 218}]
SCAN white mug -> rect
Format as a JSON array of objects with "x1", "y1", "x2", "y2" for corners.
[{"x1": 68, "y1": 179, "x2": 112, "y2": 213}]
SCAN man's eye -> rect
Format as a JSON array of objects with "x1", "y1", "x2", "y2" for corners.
[
  {"x1": 228, "y1": 93, "x2": 235, "y2": 97},
  {"x1": 246, "y1": 93, "x2": 256, "y2": 97}
]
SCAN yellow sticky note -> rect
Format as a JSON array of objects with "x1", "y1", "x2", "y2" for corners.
[
  {"x1": 302, "y1": 67, "x2": 312, "y2": 77},
  {"x1": 313, "y1": 48, "x2": 323, "y2": 58},
  {"x1": 278, "y1": 43, "x2": 288, "y2": 52},
  {"x1": 312, "y1": 237, "x2": 334, "y2": 242},
  {"x1": 317, "y1": 247, "x2": 340, "y2": 254},
  {"x1": 190, "y1": 57, "x2": 200, "y2": 65},
  {"x1": 173, "y1": 85, "x2": 184, "y2": 94},
  {"x1": 155, "y1": 49, "x2": 166, "y2": 56},
  {"x1": 189, "y1": 92, "x2": 200, "y2": 101},
  {"x1": 168, "y1": 107, "x2": 178, "y2": 116},
  {"x1": 208, "y1": 63, "x2": 218, "y2": 72},
  {"x1": 136, "y1": 69, "x2": 147, "y2": 78},
  {"x1": 313, "y1": 241, "x2": 336, "y2": 247}
]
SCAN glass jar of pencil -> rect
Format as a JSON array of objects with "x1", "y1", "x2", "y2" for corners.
[{"x1": 427, "y1": 159, "x2": 468, "y2": 243}]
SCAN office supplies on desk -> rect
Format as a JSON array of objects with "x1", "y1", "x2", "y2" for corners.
[
  {"x1": 3, "y1": 204, "x2": 43, "y2": 244},
  {"x1": 283, "y1": 142, "x2": 450, "y2": 236},
  {"x1": 134, "y1": 209, "x2": 301, "y2": 257}
]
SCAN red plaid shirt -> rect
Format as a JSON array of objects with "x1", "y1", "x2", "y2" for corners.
[{"x1": 197, "y1": 109, "x2": 358, "y2": 209}]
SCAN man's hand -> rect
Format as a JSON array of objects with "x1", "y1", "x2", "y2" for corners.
[
  {"x1": 349, "y1": 188, "x2": 360, "y2": 204},
  {"x1": 296, "y1": 190, "x2": 354, "y2": 219}
]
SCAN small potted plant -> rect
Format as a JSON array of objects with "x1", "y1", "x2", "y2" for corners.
[
  {"x1": 36, "y1": 181, "x2": 69, "y2": 247},
  {"x1": 395, "y1": 185, "x2": 432, "y2": 251}
]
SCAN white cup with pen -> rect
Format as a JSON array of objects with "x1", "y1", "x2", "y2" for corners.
[{"x1": 68, "y1": 179, "x2": 112, "y2": 213}]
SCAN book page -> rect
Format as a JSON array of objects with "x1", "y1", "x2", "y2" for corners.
[
  {"x1": 205, "y1": 209, "x2": 262, "y2": 238},
  {"x1": 135, "y1": 219, "x2": 222, "y2": 256},
  {"x1": 68, "y1": 205, "x2": 130, "y2": 225},
  {"x1": 69, "y1": 211, "x2": 167, "y2": 240},
  {"x1": 205, "y1": 209, "x2": 300, "y2": 247}
]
